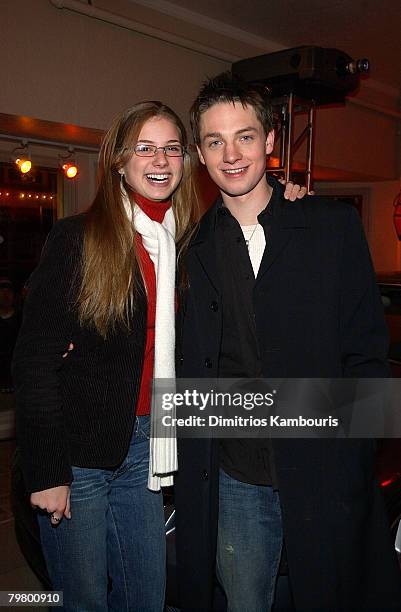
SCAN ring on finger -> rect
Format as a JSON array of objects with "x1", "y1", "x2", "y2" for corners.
[{"x1": 50, "y1": 512, "x2": 61, "y2": 523}]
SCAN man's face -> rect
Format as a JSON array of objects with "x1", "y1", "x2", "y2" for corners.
[{"x1": 197, "y1": 102, "x2": 274, "y2": 199}]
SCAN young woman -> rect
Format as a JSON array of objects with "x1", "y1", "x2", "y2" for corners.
[{"x1": 12, "y1": 101, "x2": 199, "y2": 612}]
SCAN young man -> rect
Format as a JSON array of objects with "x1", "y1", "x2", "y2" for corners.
[{"x1": 175, "y1": 72, "x2": 401, "y2": 611}]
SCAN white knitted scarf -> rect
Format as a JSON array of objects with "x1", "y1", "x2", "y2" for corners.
[{"x1": 123, "y1": 189, "x2": 177, "y2": 491}]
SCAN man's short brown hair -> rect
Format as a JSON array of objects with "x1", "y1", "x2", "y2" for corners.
[{"x1": 190, "y1": 71, "x2": 274, "y2": 145}]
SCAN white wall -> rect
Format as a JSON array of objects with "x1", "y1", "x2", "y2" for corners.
[
  {"x1": 1, "y1": 0, "x2": 227, "y2": 133},
  {"x1": 1, "y1": 0, "x2": 399, "y2": 180}
]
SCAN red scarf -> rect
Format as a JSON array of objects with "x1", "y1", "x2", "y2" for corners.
[
  {"x1": 134, "y1": 193, "x2": 172, "y2": 416},
  {"x1": 133, "y1": 191, "x2": 171, "y2": 223}
]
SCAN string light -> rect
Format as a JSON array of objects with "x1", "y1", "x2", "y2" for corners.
[{"x1": 0, "y1": 189, "x2": 55, "y2": 201}]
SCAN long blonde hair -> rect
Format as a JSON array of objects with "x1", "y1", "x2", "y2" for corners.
[{"x1": 77, "y1": 101, "x2": 199, "y2": 337}]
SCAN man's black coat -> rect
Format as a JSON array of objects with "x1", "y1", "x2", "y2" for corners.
[{"x1": 175, "y1": 182, "x2": 401, "y2": 611}]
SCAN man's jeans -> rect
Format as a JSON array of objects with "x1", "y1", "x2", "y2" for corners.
[
  {"x1": 217, "y1": 468, "x2": 283, "y2": 612},
  {"x1": 37, "y1": 416, "x2": 165, "y2": 612}
]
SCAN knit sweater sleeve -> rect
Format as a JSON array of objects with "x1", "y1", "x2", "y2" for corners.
[{"x1": 12, "y1": 217, "x2": 83, "y2": 493}]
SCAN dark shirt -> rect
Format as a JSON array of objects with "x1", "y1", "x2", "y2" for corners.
[
  {"x1": 215, "y1": 206, "x2": 262, "y2": 379},
  {"x1": 215, "y1": 184, "x2": 277, "y2": 486}
]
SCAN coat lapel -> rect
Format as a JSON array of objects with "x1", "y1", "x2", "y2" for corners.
[
  {"x1": 255, "y1": 198, "x2": 309, "y2": 285},
  {"x1": 189, "y1": 203, "x2": 220, "y2": 294},
  {"x1": 190, "y1": 188, "x2": 309, "y2": 290}
]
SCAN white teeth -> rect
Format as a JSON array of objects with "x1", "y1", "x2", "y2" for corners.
[
  {"x1": 146, "y1": 174, "x2": 169, "y2": 180},
  {"x1": 223, "y1": 168, "x2": 246, "y2": 174}
]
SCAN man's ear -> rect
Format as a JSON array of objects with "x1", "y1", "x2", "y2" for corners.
[
  {"x1": 196, "y1": 145, "x2": 206, "y2": 166},
  {"x1": 265, "y1": 130, "x2": 275, "y2": 155}
]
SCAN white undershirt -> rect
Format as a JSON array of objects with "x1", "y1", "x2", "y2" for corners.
[{"x1": 240, "y1": 223, "x2": 266, "y2": 277}]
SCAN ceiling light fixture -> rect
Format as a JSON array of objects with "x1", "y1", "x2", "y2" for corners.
[
  {"x1": 59, "y1": 146, "x2": 79, "y2": 179},
  {"x1": 12, "y1": 140, "x2": 32, "y2": 174}
]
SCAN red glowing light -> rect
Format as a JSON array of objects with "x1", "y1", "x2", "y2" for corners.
[{"x1": 62, "y1": 163, "x2": 78, "y2": 179}]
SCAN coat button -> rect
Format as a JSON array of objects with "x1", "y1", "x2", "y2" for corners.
[
  {"x1": 210, "y1": 301, "x2": 218, "y2": 312},
  {"x1": 202, "y1": 469, "x2": 209, "y2": 480},
  {"x1": 204, "y1": 358, "x2": 212, "y2": 368},
  {"x1": 179, "y1": 356, "x2": 184, "y2": 365}
]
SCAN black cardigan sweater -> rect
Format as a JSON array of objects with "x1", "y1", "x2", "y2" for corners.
[{"x1": 12, "y1": 214, "x2": 147, "y2": 493}]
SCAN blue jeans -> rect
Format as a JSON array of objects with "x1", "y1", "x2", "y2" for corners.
[
  {"x1": 37, "y1": 416, "x2": 165, "y2": 612},
  {"x1": 217, "y1": 468, "x2": 283, "y2": 612}
]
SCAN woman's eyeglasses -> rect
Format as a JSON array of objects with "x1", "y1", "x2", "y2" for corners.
[{"x1": 127, "y1": 144, "x2": 186, "y2": 157}]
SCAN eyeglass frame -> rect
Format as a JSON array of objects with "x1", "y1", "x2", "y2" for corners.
[{"x1": 121, "y1": 144, "x2": 187, "y2": 158}]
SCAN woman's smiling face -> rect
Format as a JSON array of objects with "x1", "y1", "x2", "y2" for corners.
[{"x1": 122, "y1": 116, "x2": 184, "y2": 201}]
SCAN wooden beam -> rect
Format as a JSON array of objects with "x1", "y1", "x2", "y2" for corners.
[{"x1": 0, "y1": 113, "x2": 103, "y2": 149}]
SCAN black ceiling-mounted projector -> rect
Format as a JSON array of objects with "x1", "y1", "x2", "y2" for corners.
[{"x1": 232, "y1": 46, "x2": 369, "y2": 104}]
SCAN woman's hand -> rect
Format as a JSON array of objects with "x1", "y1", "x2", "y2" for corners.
[
  {"x1": 31, "y1": 485, "x2": 71, "y2": 524},
  {"x1": 62, "y1": 342, "x2": 74, "y2": 358}
]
